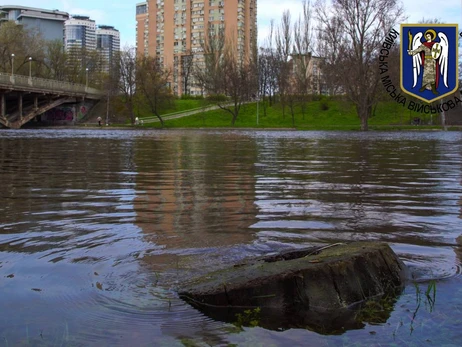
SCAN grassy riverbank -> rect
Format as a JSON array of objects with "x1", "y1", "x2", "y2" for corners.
[{"x1": 128, "y1": 97, "x2": 448, "y2": 130}]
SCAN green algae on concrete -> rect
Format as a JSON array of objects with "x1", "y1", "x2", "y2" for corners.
[{"x1": 179, "y1": 242, "x2": 407, "y2": 313}]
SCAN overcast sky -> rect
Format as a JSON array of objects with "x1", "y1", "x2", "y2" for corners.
[{"x1": 2, "y1": 0, "x2": 462, "y2": 47}]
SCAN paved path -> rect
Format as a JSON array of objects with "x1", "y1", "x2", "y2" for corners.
[{"x1": 140, "y1": 104, "x2": 225, "y2": 124}]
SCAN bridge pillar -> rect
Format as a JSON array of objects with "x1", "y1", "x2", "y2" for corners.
[
  {"x1": 34, "y1": 96, "x2": 38, "y2": 110},
  {"x1": 73, "y1": 105, "x2": 77, "y2": 124},
  {"x1": 18, "y1": 93, "x2": 23, "y2": 119},
  {"x1": 1, "y1": 93, "x2": 4, "y2": 117}
]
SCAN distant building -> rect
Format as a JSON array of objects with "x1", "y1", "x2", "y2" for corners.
[
  {"x1": 97, "y1": 25, "x2": 120, "y2": 72},
  {"x1": 65, "y1": 17, "x2": 120, "y2": 73},
  {"x1": 289, "y1": 53, "x2": 327, "y2": 95},
  {"x1": 64, "y1": 15, "x2": 97, "y2": 51},
  {"x1": 135, "y1": 2, "x2": 148, "y2": 57},
  {"x1": 0, "y1": 5, "x2": 69, "y2": 41},
  {"x1": 136, "y1": 0, "x2": 257, "y2": 96}
]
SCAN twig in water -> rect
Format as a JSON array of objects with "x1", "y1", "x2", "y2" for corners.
[{"x1": 304, "y1": 243, "x2": 347, "y2": 258}]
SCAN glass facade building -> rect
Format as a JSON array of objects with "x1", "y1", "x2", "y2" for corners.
[
  {"x1": 64, "y1": 16, "x2": 96, "y2": 51},
  {"x1": 96, "y1": 25, "x2": 121, "y2": 72},
  {"x1": 64, "y1": 15, "x2": 98, "y2": 74}
]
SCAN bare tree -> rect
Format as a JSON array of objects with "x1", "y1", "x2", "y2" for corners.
[
  {"x1": 258, "y1": 47, "x2": 275, "y2": 116},
  {"x1": 196, "y1": 25, "x2": 257, "y2": 125},
  {"x1": 180, "y1": 51, "x2": 195, "y2": 95},
  {"x1": 116, "y1": 46, "x2": 137, "y2": 124},
  {"x1": 316, "y1": 0, "x2": 405, "y2": 130},
  {"x1": 258, "y1": 20, "x2": 279, "y2": 116},
  {"x1": 316, "y1": 19, "x2": 343, "y2": 96},
  {"x1": 292, "y1": 0, "x2": 315, "y2": 120},
  {"x1": 136, "y1": 56, "x2": 173, "y2": 127},
  {"x1": 218, "y1": 45, "x2": 258, "y2": 125},
  {"x1": 275, "y1": 10, "x2": 292, "y2": 119},
  {"x1": 100, "y1": 53, "x2": 120, "y2": 125},
  {"x1": 194, "y1": 28, "x2": 226, "y2": 95}
]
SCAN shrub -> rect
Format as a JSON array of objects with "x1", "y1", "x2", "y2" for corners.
[
  {"x1": 320, "y1": 97, "x2": 329, "y2": 111},
  {"x1": 206, "y1": 94, "x2": 228, "y2": 103},
  {"x1": 180, "y1": 94, "x2": 204, "y2": 100}
]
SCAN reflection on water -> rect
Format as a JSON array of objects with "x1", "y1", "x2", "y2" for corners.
[
  {"x1": 1, "y1": 129, "x2": 462, "y2": 345},
  {"x1": 133, "y1": 133, "x2": 258, "y2": 284}
]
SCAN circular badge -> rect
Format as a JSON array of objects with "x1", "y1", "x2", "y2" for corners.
[{"x1": 431, "y1": 42, "x2": 441, "y2": 59}]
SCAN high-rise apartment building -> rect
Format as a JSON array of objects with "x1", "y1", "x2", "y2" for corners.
[
  {"x1": 136, "y1": 0, "x2": 257, "y2": 96},
  {"x1": 0, "y1": 5, "x2": 69, "y2": 41},
  {"x1": 97, "y1": 25, "x2": 121, "y2": 72},
  {"x1": 64, "y1": 15, "x2": 97, "y2": 52},
  {"x1": 65, "y1": 17, "x2": 121, "y2": 73}
]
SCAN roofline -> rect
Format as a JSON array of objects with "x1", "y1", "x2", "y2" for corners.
[
  {"x1": 0, "y1": 5, "x2": 68, "y2": 16},
  {"x1": 98, "y1": 25, "x2": 119, "y2": 31},
  {"x1": 16, "y1": 13, "x2": 68, "y2": 22}
]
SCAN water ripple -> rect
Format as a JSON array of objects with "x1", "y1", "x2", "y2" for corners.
[{"x1": 2, "y1": 130, "x2": 462, "y2": 344}]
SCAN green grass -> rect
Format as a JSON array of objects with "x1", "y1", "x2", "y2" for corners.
[
  {"x1": 133, "y1": 97, "x2": 447, "y2": 130},
  {"x1": 139, "y1": 99, "x2": 359, "y2": 129},
  {"x1": 133, "y1": 99, "x2": 204, "y2": 120},
  {"x1": 163, "y1": 99, "x2": 204, "y2": 113}
]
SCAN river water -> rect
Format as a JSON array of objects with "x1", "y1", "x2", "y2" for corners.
[{"x1": 1, "y1": 129, "x2": 461, "y2": 346}]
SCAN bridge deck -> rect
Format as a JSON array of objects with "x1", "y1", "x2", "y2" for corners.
[
  {"x1": 0, "y1": 72, "x2": 103, "y2": 99},
  {"x1": 0, "y1": 72, "x2": 104, "y2": 129}
]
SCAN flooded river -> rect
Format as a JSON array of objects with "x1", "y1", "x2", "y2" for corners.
[{"x1": 1, "y1": 129, "x2": 461, "y2": 346}]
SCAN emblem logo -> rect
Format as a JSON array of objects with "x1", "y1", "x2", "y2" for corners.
[{"x1": 401, "y1": 24, "x2": 459, "y2": 103}]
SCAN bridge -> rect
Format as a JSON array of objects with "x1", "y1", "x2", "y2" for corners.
[{"x1": 0, "y1": 72, "x2": 104, "y2": 129}]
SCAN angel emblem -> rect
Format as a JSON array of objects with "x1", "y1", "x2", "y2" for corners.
[{"x1": 407, "y1": 28, "x2": 449, "y2": 95}]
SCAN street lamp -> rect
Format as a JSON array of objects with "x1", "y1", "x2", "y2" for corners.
[
  {"x1": 11, "y1": 53, "x2": 14, "y2": 76},
  {"x1": 85, "y1": 68, "x2": 89, "y2": 88},
  {"x1": 28, "y1": 57, "x2": 32, "y2": 78},
  {"x1": 256, "y1": 93, "x2": 260, "y2": 126}
]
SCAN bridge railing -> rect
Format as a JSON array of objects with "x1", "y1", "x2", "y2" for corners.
[{"x1": 0, "y1": 72, "x2": 103, "y2": 95}]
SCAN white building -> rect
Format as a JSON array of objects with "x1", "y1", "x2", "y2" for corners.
[{"x1": 64, "y1": 15, "x2": 96, "y2": 52}]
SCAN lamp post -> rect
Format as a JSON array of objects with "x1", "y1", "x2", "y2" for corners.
[
  {"x1": 28, "y1": 57, "x2": 32, "y2": 78},
  {"x1": 11, "y1": 53, "x2": 14, "y2": 76},
  {"x1": 256, "y1": 93, "x2": 259, "y2": 126},
  {"x1": 85, "y1": 68, "x2": 89, "y2": 88}
]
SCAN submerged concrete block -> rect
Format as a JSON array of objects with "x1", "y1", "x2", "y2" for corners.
[{"x1": 179, "y1": 242, "x2": 407, "y2": 313}]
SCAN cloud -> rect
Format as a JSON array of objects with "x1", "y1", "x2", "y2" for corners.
[
  {"x1": 257, "y1": 0, "x2": 304, "y2": 43},
  {"x1": 59, "y1": 0, "x2": 107, "y2": 23},
  {"x1": 3, "y1": 0, "x2": 460, "y2": 50},
  {"x1": 403, "y1": 0, "x2": 461, "y2": 24},
  {"x1": 257, "y1": 0, "x2": 462, "y2": 44},
  {"x1": 258, "y1": 0, "x2": 303, "y2": 22},
  {"x1": 402, "y1": 0, "x2": 461, "y2": 25}
]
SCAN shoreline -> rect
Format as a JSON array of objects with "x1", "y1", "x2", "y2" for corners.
[{"x1": 3, "y1": 125, "x2": 458, "y2": 132}]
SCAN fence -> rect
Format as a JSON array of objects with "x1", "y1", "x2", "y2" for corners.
[{"x1": 0, "y1": 72, "x2": 103, "y2": 95}]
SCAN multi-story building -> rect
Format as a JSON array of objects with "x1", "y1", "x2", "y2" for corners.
[
  {"x1": 136, "y1": 2, "x2": 149, "y2": 57},
  {"x1": 0, "y1": 5, "x2": 69, "y2": 41},
  {"x1": 97, "y1": 25, "x2": 121, "y2": 72},
  {"x1": 64, "y1": 15, "x2": 97, "y2": 52},
  {"x1": 290, "y1": 53, "x2": 327, "y2": 95},
  {"x1": 136, "y1": 0, "x2": 257, "y2": 96},
  {"x1": 65, "y1": 17, "x2": 121, "y2": 74}
]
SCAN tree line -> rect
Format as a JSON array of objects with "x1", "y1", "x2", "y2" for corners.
[{"x1": 3, "y1": 0, "x2": 458, "y2": 130}]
